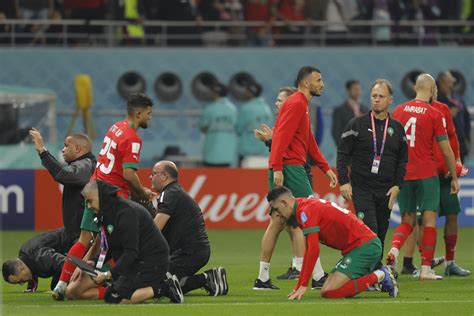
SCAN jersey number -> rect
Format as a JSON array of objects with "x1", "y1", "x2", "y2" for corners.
[
  {"x1": 97, "y1": 136, "x2": 117, "y2": 174},
  {"x1": 404, "y1": 117, "x2": 417, "y2": 147},
  {"x1": 319, "y1": 199, "x2": 350, "y2": 214}
]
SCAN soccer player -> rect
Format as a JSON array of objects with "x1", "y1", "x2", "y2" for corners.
[
  {"x1": 386, "y1": 74, "x2": 459, "y2": 280},
  {"x1": 52, "y1": 93, "x2": 155, "y2": 300},
  {"x1": 401, "y1": 88, "x2": 470, "y2": 277},
  {"x1": 2, "y1": 229, "x2": 73, "y2": 293},
  {"x1": 151, "y1": 160, "x2": 228, "y2": 296},
  {"x1": 266, "y1": 186, "x2": 398, "y2": 300},
  {"x1": 254, "y1": 67, "x2": 338, "y2": 290}
]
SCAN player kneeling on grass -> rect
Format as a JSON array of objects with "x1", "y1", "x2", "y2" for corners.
[
  {"x1": 266, "y1": 186, "x2": 398, "y2": 300},
  {"x1": 81, "y1": 180, "x2": 183, "y2": 304}
]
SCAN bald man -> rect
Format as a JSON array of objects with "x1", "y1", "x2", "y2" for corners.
[
  {"x1": 30, "y1": 129, "x2": 96, "y2": 243},
  {"x1": 150, "y1": 160, "x2": 228, "y2": 296},
  {"x1": 386, "y1": 74, "x2": 459, "y2": 280}
]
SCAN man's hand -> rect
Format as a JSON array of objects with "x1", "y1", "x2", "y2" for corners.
[
  {"x1": 254, "y1": 124, "x2": 273, "y2": 142},
  {"x1": 29, "y1": 128, "x2": 46, "y2": 153},
  {"x1": 92, "y1": 271, "x2": 109, "y2": 285},
  {"x1": 386, "y1": 185, "x2": 400, "y2": 209},
  {"x1": 273, "y1": 170, "x2": 284, "y2": 186},
  {"x1": 143, "y1": 187, "x2": 157, "y2": 200},
  {"x1": 451, "y1": 178, "x2": 460, "y2": 195},
  {"x1": 288, "y1": 286, "x2": 307, "y2": 300},
  {"x1": 340, "y1": 183, "x2": 352, "y2": 201},
  {"x1": 326, "y1": 170, "x2": 338, "y2": 188}
]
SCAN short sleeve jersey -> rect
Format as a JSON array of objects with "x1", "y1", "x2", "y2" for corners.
[
  {"x1": 295, "y1": 198, "x2": 376, "y2": 255},
  {"x1": 93, "y1": 120, "x2": 142, "y2": 192},
  {"x1": 392, "y1": 100, "x2": 448, "y2": 180},
  {"x1": 431, "y1": 100, "x2": 460, "y2": 175}
]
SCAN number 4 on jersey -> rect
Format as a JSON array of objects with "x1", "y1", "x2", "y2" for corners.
[{"x1": 404, "y1": 117, "x2": 417, "y2": 147}]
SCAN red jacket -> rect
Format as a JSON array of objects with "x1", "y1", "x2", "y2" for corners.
[{"x1": 269, "y1": 91, "x2": 330, "y2": 172}]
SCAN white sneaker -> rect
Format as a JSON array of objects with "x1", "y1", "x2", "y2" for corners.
[{"x1": 419, "y1": 266, "x2": 443, "y2": 280}]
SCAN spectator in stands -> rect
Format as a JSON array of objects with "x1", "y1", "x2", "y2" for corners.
[
  {"x1": 437, "y1": 71, "x2": 471, "y2": 163},
  {"x1": 276, "y1": 0, "x2": 306, "y2": 46},
  {"x1": 156, "y1": 0, "x2": 201, "y2": 46},
  {"x1": 242, "y1": 0, "x2": 277, "y2": 46},
  {"x1": 198, "y1": 0, "x2": 233, "y2": 46},
  {"x1": 63, "y1": 0, "x2": 107, "y2": 45},
  {"x1": 199, "y1": 82, "x2": 238, "y2": 167},
  {"x1": 236, "y1": 78, "x2": 273, "y2": 165},
  {"x1": 15, "y1": 0, "x2": 54, "y2": 44},
  {"x1": 332, "y1": 80, "x2": 368, "y2": 146},
  {"x1": 118, "y1": 0, "x2": 146, "y2": 45},
  {"x1": 0, "y1": 1, "x2": 17, "y2": 44}
]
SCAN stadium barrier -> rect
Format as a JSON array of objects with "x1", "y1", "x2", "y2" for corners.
[{"x1": 1, "y1": 167, "x2": 474, "y2": 230}]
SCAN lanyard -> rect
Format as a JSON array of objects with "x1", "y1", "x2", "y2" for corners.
[
  {"x1": 96, "y1": 226, "x2": 109, "y2": 269},
  {"x1": 370, "y1": 111, "x2": 389, "y2": 157}
]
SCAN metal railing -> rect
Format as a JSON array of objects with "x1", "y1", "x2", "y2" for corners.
[{"x1": 0, "y1": 19, "x2": 473, "y2": 47}]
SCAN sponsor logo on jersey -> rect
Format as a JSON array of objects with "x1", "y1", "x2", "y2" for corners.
[{"x1": 132, "y1": 142, "x2": 141, "y2": 154}]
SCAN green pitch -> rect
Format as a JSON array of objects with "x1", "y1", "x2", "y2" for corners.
[{"x1": 2, "y1": 228, "x2": 474, "y2": 316}]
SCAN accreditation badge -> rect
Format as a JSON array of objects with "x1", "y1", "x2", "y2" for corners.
[{"x1": 371, "y1": 155, "x2": 381, "y2": 174}]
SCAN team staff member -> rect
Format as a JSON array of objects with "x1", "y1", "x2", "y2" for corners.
[
  {"x1": 82, "y1": 180, "x2": 183, "y2": 304},
  {"x1": 337, "y1": 79, "x2": 407, "y2": 268},
  {"x1": 151, "y1": 160, "x2": 228, "y2": 296},
  {"x1": 254, "y1": 66, "x2": 338, "y2": 290},
  {"x1": 2, "y1": 229, "x2": 73, "y2": 293},
  {"x1": 386, "y1": 74, "x2": 459, "y2": 280},
  {"x1": 29, "y1": 129, "x2": 96, "y2": 243},
  {"x1": 53, "y1": 93, "x2": 155, "y2": 300},
  {"x1": 266, "y1": 186, "x2": 398, "y2": 300}
]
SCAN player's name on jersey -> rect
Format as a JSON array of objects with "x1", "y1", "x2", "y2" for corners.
[
  {"x1": 109, "y1": 124, "x2": 124, "y2": 137},
  {"x1": 403, "y1": 106, "x2": 427, "y2": 114}
]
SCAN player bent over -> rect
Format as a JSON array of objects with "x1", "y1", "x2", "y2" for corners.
[{"x1": 266, "y1": 186, "x2": 398, "y2": 300}]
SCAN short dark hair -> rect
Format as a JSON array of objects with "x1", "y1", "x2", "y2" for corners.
[
  {"x1": 2, "y1": 259, "x2": 21, "y2": 282},
  {"x1": 266, "y1": 186, "x2": 292, "y2": 202},
  {"x1": 127, "y1": 93, "x2": 153, "y2": 115},
  {"x1": 163, "y1": 163, "x2": 179, "y2": 180},
  {"x1": 370, "y1": 79, "x2": 393, "y2": 96},
  {"x1": 295, "y1": 66, "x2": 321, "y2": 86},
  {"x1": 346, "y1": 80, "x2": 359, "y2": 90}
]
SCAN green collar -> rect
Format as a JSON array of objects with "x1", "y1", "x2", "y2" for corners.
[
  {"x1": 293, "y1": 200, "x2": 298, "y2": 215},
  {"x1": 128, "y1": 121, "x2": 135, "y2": 128}
]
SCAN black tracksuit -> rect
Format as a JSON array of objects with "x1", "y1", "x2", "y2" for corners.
[
  {"x1": 157, "y1": 181, "x2": 210, "y2": 293},
  {"x1": 39, "y1": 150, "x2": 96, "y2": 241},
  {"x1": 337, "y1": 112, "x2": 408, "y2": 264},
  {"x1": 95, "y1": 180, "x2": 169, "y2": 301},
  {"x1": 18, "y1": 228, "x2": 73, "y2": 290}
]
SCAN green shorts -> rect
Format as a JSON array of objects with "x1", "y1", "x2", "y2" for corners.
[
  {"x1": 332, "y1": 237, "x2": 382, "y2": 280},
  {"x1": 80, "y1": 205, "x2": 99, "y2": 233},
  {"x1": 268, "y1": 165, "x2": 314, "y2": 198},
  {"x1": 398, "y1": 176, "x2": 440, "y2": 213},
  {"x1": 438, "y1": 176, "x2": 461, "y2": 217}
]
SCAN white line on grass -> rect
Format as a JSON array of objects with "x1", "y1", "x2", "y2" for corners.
[{"x1": 6, "y1": 300, "x2": 474, "y2": 308}]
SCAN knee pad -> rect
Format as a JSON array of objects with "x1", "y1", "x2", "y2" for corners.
[{"x1": 104, "y1": 286, "x2": 123, "y2": 304}]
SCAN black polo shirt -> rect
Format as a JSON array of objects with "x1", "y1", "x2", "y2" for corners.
[{"x1": 157, "y1": 181, "x2": 209, "y2": 253}]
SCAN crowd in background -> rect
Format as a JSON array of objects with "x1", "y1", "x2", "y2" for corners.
[{"x1": 0, "y1": 0, "x2": 473, "y2": 46}]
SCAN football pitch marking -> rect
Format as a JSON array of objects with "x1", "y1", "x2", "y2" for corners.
[{"x1": 7, "y1": 300, "x2": 474, "y2": 308}]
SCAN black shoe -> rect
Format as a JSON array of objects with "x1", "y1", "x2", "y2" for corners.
[
  {"x1": 253, "y1": 278, "x2": 279, "y2": 290},
  {"x1": 165, "y1": 274, "x2": 184, "y2": 303},
  {"x1": 432, "y1": 256, "x2": 445, "y2": 269},
  {"x1": 311, "y1": 273, "x2": 328, "y2": 290},
  {"x1": 204, "y1": 268, "x2": 220, "y2": 296},
  {"x1": 216, "y1": 267, "x2": 229, "y2": 295},
  {"x1": 401, "y1": 265, "x2": 419, "y2": 275},
  {"x1": 276, "y1": 267, "x2": 300, "y2": 280}
]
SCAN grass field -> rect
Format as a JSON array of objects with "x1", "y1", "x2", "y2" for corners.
[{"x1": 1, "y1": 228, "x2": 474, "y2": 316}]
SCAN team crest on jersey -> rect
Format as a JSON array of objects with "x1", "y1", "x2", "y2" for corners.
[
  {"x1": 357, "y1": 212, "x2": 365, "y2": 220},
  {"x1": 107, "y1": 225, "x2": 114, "y2": 234},
  {"x1": 132, "y1": 142, "x2": 141, "y2": 154},
  {"x1": 387, "y1": 127, "x2": 394, "y2": 136},
  {"x1": 300, "y1": 212, "x2": 308, "y2": 224}
]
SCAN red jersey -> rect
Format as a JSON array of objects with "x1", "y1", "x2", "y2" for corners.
[
  {"x1": 269, "y1": 91, "x2": 330, "y2": 172},
  {"x1": 93, "y1": 120, "x2": 142, "y2": 194},
  {"x1": 431, "y1": 101, "x2": 460, "y2": 176},
  {"x1": 392, "y1": 99, "x2": 447, "y2": 180},
  {"x1": 295, "y1": 197, "x2": 376, "y2": 288}
]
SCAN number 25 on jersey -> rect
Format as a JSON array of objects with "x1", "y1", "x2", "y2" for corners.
[{"x1": 97, "y1": 136, "x2": 117, "y2": 174}]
